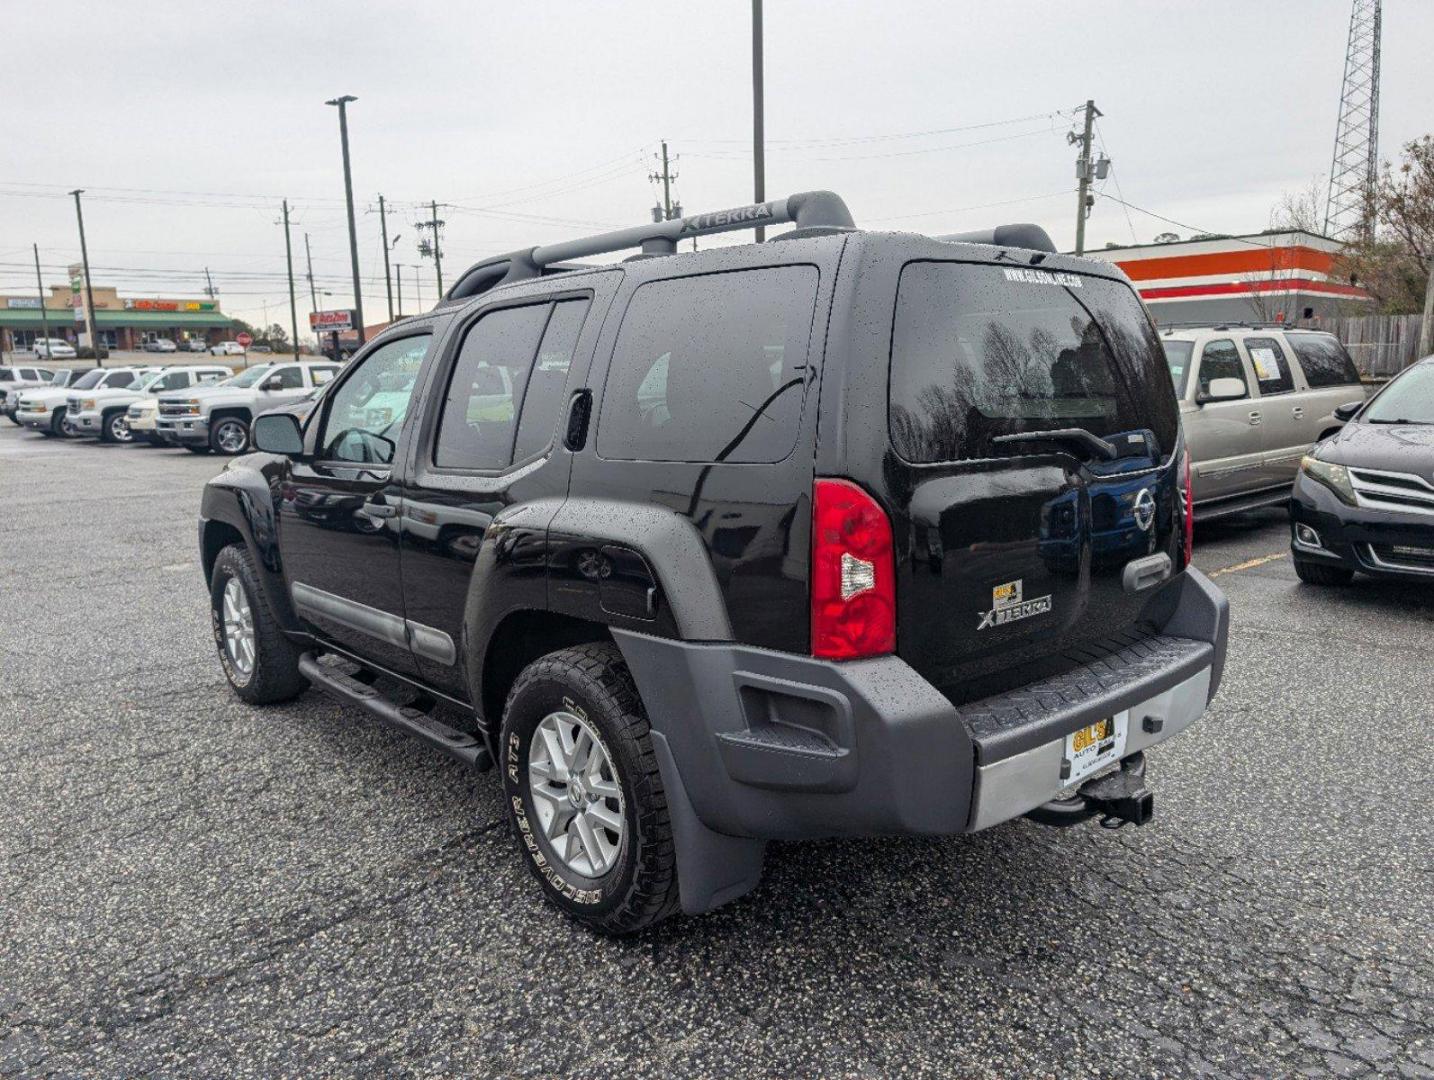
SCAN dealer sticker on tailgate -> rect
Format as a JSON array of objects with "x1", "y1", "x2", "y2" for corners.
[{"x1": 1064, "y1": 709, "x2": 1130, "y2": 787}]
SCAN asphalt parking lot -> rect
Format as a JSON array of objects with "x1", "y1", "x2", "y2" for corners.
[{"x1": 1, "y1": 422, "x2": 1430, "y2": 1079}]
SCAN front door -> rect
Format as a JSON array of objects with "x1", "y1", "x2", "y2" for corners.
[
  {"x1": 1187, "y1": 338, "x2": 1264, "y2": 503},
  {"x1": 277, "y1": 332, "x2": 435, "y2": 676},
  {"x1": 399, "y1": 285, "x2": 608, "y2": 701}
]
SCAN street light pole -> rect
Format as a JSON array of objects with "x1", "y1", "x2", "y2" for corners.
[
  {"x1": 326, "y1": 94, "x2": 365, "y2": 347},
  {"x1": 68, "y1": 189, "x2": 102, "y2": 366},
  {"x1": 751, "y1": 0, "x2": 766, "y2": 242}
]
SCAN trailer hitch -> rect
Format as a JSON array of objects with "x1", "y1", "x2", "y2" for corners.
[{"x1": 1026, "y1": 751, "x2": 1153, "y2": 829}]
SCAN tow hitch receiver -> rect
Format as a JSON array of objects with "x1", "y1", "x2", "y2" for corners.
[{"x1": 1026, "y1": 752, "x2": 1153, "y2": 829}]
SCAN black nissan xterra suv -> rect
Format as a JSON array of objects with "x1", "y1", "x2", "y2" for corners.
[{"x1": 199, "y1": 191, "x2": 1229, "y2": 934}]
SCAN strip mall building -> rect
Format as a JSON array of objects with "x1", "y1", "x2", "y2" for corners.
[
  {"x1": 0, "y1": 283, "x2": 235, "y2": 352},
  {"x1": 1087, "y1": 230, "x2": 1372, "y2": 325}
]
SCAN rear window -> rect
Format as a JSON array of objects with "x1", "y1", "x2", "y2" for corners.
[
  {"x1": 889, "y1": 263, "x2": 1179, "y2": 463},
  {"x1": 1244, "y1": 337, "x2": 1294, "y2": 395},
  {"x1": 1287, "y1": 333, "x2": 1361, "y2": 388},
  {"x1": 597, "y1": 266, "x2": 819, "y2": 463}
]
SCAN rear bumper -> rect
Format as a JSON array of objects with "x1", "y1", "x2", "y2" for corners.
[
  {"x1": 615, "y1": 567, "x2": 1227, "y2": 846},
  {"x1": 1290, "y1": 474, "x2": 1434, "y2": 580}
]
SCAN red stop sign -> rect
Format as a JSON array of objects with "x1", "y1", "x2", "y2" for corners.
[{"x1": 235, "y1": 332, "x2": 253, "y2": 348}]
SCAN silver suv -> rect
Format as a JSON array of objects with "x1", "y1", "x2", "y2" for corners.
[{"x1": 1162, "y1": 326, "x2": 1366, "y2": 517}]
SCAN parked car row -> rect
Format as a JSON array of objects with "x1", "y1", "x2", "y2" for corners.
[{"x1": 4, "y1": 360, "x2": 342, "y2": 453}]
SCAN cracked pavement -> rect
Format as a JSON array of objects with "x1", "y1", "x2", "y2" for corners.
[{"x1": 1, "y1": 423, "x2": 1431, "y2": 1078}]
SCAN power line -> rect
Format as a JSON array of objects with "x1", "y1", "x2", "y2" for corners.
[{"x1": 681, "y1": 107, "x2": 1079, "y2": 148}]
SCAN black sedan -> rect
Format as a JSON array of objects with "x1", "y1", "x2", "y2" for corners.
[{"x1": 1290, "y1": 354, "x2": 1434, "y2": 585}]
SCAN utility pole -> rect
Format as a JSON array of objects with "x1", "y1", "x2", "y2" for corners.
[
  {"x1": 303, "y1": 233, "x2": 318, "y2": 310},
  {"x1": 1070, "y1": 99, "x2": 1104, "y2": 256},
  {"x1": 649, "y1": 141, "x2": 680, "y2": 220},
  {"x1": 326, "y1": 94, "x2": 365, "y2": 346},
  {"x1": 33, "y1": 244, "x2": 51, "y2": 352},
  {"x1": 751, "y1": 0, "x2": 766, "y2": 241},
  {"x1": 378, "y1": 194, "x2": 395, "y2": 322},
  {"x1": 1419, "y1": 255, "x2": 1434, "y2": 357},
  {"x1": 430, "y1": 201, "x2": 444, "y2": 295},
  {"x1": 68, "y1": 189, "x2": 102, "y2": 366},
  {"x1": 282, "y1": 200, "x2": 301, "y2": 361},
  {"x1": 203, "y1": 267, "x2": 218, "y2": 300},
  {"x1": 395, "y1": 264, "x2": 403, "y2": 319}
]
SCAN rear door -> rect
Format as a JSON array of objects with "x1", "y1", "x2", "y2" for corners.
[
  {"x1": 1285, "y1": 332, "x2": 1366, "y2": 435},
  {"x1": 881, "y1": 262, "x2": 1182, "y2": 701},
  {"x1": 1240, "y1": 335, "x2": 1304, "y2": 487}
]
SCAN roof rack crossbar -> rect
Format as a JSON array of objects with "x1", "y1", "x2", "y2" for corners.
[{"x1": 445, "y1": 190, "x2": 854, "y2": 300}]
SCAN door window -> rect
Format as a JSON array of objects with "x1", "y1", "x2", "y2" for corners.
[
  {"x1": 434, "y1": 300, "x2": 583, "y2": 470},
  {"x1": 1195, "y1": 340, "x2": 1248, "y2": 399},
  {"x1": 100, "y1": 371, "x2": 136, "y2": 389},
  {"x1": 268, "y1": 366, "x2": 303, "y2": 390},
  {"x1": 1244, "y1": 337, "x2": 1294, "y2": 396},
  {"x1": 1286, "y1": 334, "x2": 1361, "y2": 388},
  {"x1": 597, "y1": 266, "x2": 819, "y2": 463},
  {"x1": 310, "y1": 365, "x2": 340, "y2": 386},
  {"x1": 319, "y1": 335, "x2": 431, "y2": 464},
  {"x1": 154, "y1": 370, "x2": 191, "y2": 391}
]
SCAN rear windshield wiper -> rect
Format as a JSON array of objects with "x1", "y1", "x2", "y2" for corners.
[{"x1": 990, "y1": 427, "x2": 1118, "y2": 461}]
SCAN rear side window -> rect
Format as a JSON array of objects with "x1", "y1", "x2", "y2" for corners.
[
  {"x1": 435, "y1": 298, "x2": 589, "y2": 470},
  {"x1": 1287, "y1": 334, "x2": 1360, "y2": 388},
  {"x1": 597, "y1": 266, "x2": 819, "y2": 463},
  {"x1": 1244, "y1": 337, "x2": 1294, "y2": 395},
  {"x1": 889, "y1": 263, "x2": 1179, "y2": 462}
]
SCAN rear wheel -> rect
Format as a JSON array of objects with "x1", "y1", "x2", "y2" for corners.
[
  {"x1": 500, "y1": 642, "x2": 681, "y2": 935},
  {"x1": 209, "y1": 544, "x2": 308, "y2": 704},
  {"x1": 210, "y1": 416, "x2": 249, "y2": 455},
  {"x1": 1294, "y1": 558, "x2": 1354, "y2": 586}
]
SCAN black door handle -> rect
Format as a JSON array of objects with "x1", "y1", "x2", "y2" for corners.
[{"x1": 565, "y1": 389, "x2": 593, "y2": 452}]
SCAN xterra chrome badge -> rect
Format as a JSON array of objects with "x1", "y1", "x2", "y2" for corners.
[
  {"x1": 977, "y1": 579, "x2": 1053, "y2": 631},
  {"x1": 1133, "y1": 488, "x2": 1156, "y2": 532}
]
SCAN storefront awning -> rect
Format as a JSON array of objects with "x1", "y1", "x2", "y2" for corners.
[{"x1": 0, "y1": 309, "x2": 236, "y2": 329}]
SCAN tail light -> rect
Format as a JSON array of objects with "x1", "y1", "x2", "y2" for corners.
[
  {"x1": 1180, "y1": 448, "x2": 1194, "y2": 569},
  {"x1": 811, "y1": 478, "x2": 895, "y2": 660}
]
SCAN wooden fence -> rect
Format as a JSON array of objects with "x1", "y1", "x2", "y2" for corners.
[{"x1": 1323, "y1": 314, "x2": 1426, "y2": 377}]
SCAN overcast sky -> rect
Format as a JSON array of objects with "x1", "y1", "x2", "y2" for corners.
[{"x1": 2, "y1": 0, "x2": 1430, "y2": 334}]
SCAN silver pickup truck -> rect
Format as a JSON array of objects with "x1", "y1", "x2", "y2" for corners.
[{"x1": 155, "y1": 361, "x2": 341, "y2": 454}]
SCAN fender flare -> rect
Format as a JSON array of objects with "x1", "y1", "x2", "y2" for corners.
[{"x1": 199, "y1": 461, "x2": 304, "y2": 633}]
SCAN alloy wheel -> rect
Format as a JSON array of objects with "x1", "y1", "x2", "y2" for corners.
[
  {"x1": 221, "y1": 577, "x2": 256, "y2": 675},
  {"x1": 527, "y1": 710, "x2": 626, "y2": 878},
  {"x1": 215, "y1": 420, "x2": 248, "y2": 454},
  {"x1": 109, "y1": 414, "x2": 133, "y2": 443}
]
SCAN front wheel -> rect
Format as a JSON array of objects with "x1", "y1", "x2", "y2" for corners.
[
  {"x1": 209, "y1": 544, "x2": 308, "y2": 704},
  {"x1": 50, "y1": 408, "x2": 70, "y2": 437},
  {"x1": 102, "y1": 412, "x2": 133, "y2": 443},
  {"x1": 210, "y1": 416, "x2": 249, "y2": 455},
  {"x1": 1294, "y1": 558, "x2": 1354, "y2": 586},
  {"x1": 500, "y1": 643, "x2": 681, "y2": 935}
]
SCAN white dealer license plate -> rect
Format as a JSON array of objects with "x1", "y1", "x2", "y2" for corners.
[{"x1": 1063, "y1": 710, "x2": 1129, "y2": 787}]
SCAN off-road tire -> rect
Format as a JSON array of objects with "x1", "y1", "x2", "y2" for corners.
[
  {"x1": 1294, "y1": 558, "x2": 1354, "y2": 586},
  {"x1": 209, "y1": 543, "x2": 308, "y2": 705},
  {"x1": 500, "y1": 642, "x2": 681, "y2": 935},
  {"x1": 209, "y1": 416, "x2": 249, "y2": 455}
]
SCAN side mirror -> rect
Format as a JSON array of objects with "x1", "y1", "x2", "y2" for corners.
[
  {"x1": 1333, "y1": 400, "x2": 1363, "y2": 423},
  {"x1": 252, "y1": 412, "x2": 304, "y2": 455},
  {"x1": 261, "y1": 376, "x2": 285, "y2": 391},
  {"x1": 1199, "y1": 377, "x2": 1247, "y2": 404}
]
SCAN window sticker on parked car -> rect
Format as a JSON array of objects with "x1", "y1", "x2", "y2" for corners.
[{"x1": 1250, "y1": 346, "x2": 1283, "y2": 382}]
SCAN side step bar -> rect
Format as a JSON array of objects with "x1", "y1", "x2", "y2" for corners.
[{"x1": 299, "y1": 652, "x2": 492, "y2": 771}]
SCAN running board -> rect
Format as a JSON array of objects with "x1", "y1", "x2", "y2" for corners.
[{"x1": 298, "y1": 652, "x2": 493, "y2": 770}]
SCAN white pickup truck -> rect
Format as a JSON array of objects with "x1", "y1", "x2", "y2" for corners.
[
  {"x1": 68, "y1": 365, "x2": 232, "y2": 443},
  {"x1": 155, "y1": 361, "x2": 341, "y2": 454},
  {"x1": 16, "y1": 368, "x2": 147, "y2": 437}
]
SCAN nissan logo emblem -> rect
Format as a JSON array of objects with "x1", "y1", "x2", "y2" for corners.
[{"x1": 1134, "y1": 488, "x2": 1156, "y2": 532}]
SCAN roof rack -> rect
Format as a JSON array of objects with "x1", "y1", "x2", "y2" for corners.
[
  {"x1": 1158, "y1": 321, "x2": 1288, "y2": 332},
  {"x1": 936, "y1": 223, "x2": 1056, "y2": 254},
  {"x1": 445, "y1": 190, "x2": 855, "y2": 301}
]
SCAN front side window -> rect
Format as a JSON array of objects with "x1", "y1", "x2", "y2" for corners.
[
  {"x1": 434, "y1": 300, "x2": 589, "y2": 471},
  {"x1": 1195, "y1": 340, "x2": 1248, "y2": 398},
  {"x1": 267, "y1": 366, "x2": 303, "y2": 390},
  {"x1": 889, "y1": 263, "x2": 1178, "y2": 462},
  {"x1": 154, "y1": 371, "x2": 190, "y2": 392},
  {"x1": 225, "y1": 364, "x2": 273, "y2": 389},
  {"x1": 1287, "y1": 334, "x2": 1360, "y2": 388},
  {"x1": 319, "y1": 335, "x2": 431, "y2": 464},
  {"x1": 1244, "y1": 337, "x2": 1294, "y2": 395},
  {"x1": 101, "y1": 372, "x2": 135, "y2": 389},
  {"x1": 598, "y1": 266, "x2": 819, "y2": 463}
]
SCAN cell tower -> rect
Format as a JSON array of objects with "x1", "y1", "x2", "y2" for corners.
[{"x1": 1323, "y1": 0, "x2": 1382, "y2": 239}]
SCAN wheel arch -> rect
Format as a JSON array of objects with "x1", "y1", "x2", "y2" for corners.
[
  {"x1": 200, "y1": 468, "x2": 305, "y2": 633},
  {"x1": 477, "y1": 609, "x2": 614, "y2": 735}
]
